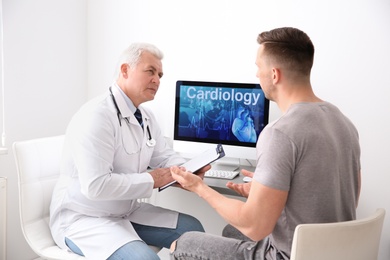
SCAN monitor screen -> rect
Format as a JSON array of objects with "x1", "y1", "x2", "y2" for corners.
[{"x1": 173, "y1": 80, "x2": 269, "y2": 161}]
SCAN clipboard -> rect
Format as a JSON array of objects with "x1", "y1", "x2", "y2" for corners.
[{"x1": 158, "y1": 144, "x2": 225, "y2": 192}]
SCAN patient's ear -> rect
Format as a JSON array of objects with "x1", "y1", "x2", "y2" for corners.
[{"x1": 272, "y1": 68, "x2": 281, "y2": 85}]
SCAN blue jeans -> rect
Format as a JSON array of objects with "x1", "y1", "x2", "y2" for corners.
[{"x1": 65, "y1": 213, "x2": 204, "y2": 259}]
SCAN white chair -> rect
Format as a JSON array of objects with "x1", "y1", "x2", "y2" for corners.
[
  {"x1": 13, "y1": 135, "x2": 85, "y2": 259},
  {"x1": 290, "y1": 208, "x2": 386, "y2": 260},
  {"x1": 13, "y1": 135, "x2": 160, "y2": 260}
]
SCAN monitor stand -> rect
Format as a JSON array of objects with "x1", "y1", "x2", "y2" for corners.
[{"x1": 211, "y1": 157, "x2": 240, "y2": 172}]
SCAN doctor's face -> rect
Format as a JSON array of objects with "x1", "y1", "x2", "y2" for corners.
[{"x1": 120, "y1": 51, "x2": 163, "y2": 107}]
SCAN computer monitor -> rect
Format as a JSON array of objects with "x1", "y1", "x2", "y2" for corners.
[{"x1": 173, "y1": 80, "x2": 269, "y2": 168}]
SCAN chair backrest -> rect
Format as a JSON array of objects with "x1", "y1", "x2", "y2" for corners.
[
  {"x1": 290, "y1": 208, "x2": 386, "y2": 260},
  {"x1": 13, "y1": 135, "x2": 85, "y2": 259}
]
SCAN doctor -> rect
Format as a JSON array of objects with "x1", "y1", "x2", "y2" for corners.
[{"x1": 50, "y1": 43, "x2": 206, "y2": 260}]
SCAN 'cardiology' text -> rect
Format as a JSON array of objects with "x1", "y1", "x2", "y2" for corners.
[{"x1": 186, "y1": 87, "x2": 261, "y2": 106}]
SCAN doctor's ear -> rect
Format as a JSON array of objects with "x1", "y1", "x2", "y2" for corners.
[{"x1": 120, "y1": 64, "x2": 129, "y2": 78}]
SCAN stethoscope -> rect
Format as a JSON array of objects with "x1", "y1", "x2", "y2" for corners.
[{"x1": 109, "y1": 87, "x2": 156, "y2": 147}]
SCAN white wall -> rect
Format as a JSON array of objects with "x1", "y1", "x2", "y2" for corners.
[
  {"x1": 87, "y1": 1, "x2": 390, "y2": 259},
  {"x1": 0, "y1": 0, "x2": 87, "y2": 259},
  {"x1": 0, "y1": 0, "x2": 389, "y2": 259}
]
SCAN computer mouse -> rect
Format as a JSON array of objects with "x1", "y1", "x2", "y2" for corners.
[{"x1": 243, "y1": 176, "x2": 252, "y2": 182}]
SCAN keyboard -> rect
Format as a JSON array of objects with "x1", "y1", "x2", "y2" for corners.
[{"x1": 204, "y1": 170, "x2": 239, "y2": 180}]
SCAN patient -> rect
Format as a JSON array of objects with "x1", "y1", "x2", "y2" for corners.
[{"x1": 169, "y1": 27, "x2": 361, "y2": 259}]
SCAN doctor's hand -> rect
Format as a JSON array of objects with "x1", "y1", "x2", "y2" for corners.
[
  {"x1": 149, "y1": 168, "x2": 175, "y2": 189},
  {"x1": 226, "y1": 169, "x2": 253, "y2": 198}
]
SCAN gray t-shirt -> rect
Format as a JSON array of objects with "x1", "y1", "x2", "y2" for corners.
[{"x1": 253, "y1": 102, "x2": 360, "y2": 258}]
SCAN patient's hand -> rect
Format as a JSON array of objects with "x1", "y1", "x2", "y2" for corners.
[
  {"x1": 226, "y1": 169, "x2": 253, "y2": 197},
  {"x1": 170, "y1": 165, "x2": 207, "y2": 192},
  {"x1": 194, "y1": 164, "x2": 211, "y2": 179}
]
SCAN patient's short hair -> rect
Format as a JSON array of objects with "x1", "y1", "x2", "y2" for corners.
[{"x1": 257, "y1": 27, "x2": 314, "y2": 76}]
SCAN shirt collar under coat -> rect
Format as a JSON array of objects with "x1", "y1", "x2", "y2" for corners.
[{"x1": 110, "y1": 83, "x2": 137, "y2": 119}]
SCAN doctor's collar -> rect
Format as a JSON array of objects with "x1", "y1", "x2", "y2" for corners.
[
  {"x1": 110, "y1": 84, "x2": 138, "y2": 116},
  {"x1": 110, "y1": 86, "x2": 156, "y2": 147}
]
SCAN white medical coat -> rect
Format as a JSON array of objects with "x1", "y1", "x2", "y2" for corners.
[{"x1": 49, "y1": 84, "x2": 186, "y2": 259}]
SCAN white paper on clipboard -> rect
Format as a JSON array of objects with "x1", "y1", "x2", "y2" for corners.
[{"x1": 158, "y1": 144, "x2": 225, "y2": 192}]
